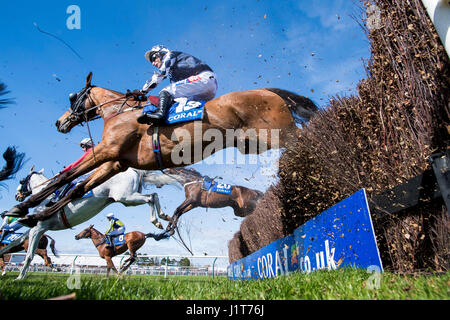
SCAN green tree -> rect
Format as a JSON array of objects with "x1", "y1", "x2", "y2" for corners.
[{"x1": 179, "y1": 257, "x2": 191, "y2": 267}]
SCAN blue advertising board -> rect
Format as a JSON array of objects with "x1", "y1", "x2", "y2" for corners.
[{"x1": 228, "y1": 189, "x2": 383, "y2": 280}]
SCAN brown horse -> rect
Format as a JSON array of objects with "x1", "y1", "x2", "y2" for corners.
[
  {"x1": 74, "y1": 225, "x2": 162, "y2": 276},
  {"x1": 10, "y1": 72, "x2": 317, "y2": 227},
  {"x1": 0, "y1": 233, "x2": 58, "y2": 275},
  {"x1": 163, "y1": 167, "x2": 263, "y2": 234}
]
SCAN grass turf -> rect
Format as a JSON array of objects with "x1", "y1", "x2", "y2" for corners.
[{"x1": 0, "y1": 268, "x2": 448, "y2": 300}]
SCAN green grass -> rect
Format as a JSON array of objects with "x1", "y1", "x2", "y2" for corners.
[{"x1": 0, "y1": 268, "x2": 448, "y2": 300}]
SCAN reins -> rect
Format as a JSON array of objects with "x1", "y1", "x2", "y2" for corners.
[
  {"x1": 76, "y1": 92, "x2": 138, "y2": 164},
  {"x1": 82, "y1": 96, "x2": 128, "y2": 115}
]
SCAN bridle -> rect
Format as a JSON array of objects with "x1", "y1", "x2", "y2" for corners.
[
  {"x1": 77, "y1": 227, "x2": 92, "y2": 239},
  {"x1": 66, "y1": 85, "x2": 141, "y2": 163},
  {"x1": 67, "y1": 86, "x2": 137, "y2": 125},
  {"x1": 15, "y1": 171, "x2": 36, "y2": 201},
  {"x1": 67, "y1": 86, "x2": 98, "y2": 124}
]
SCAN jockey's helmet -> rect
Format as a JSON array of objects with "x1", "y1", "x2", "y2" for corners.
[
  {"x1": 79, "y1": 138, "x2": 93, "y2": 149},
  {"x1": 145, "y1": 45, "x2": 169, "y2": 63},
  {"x1": 106, "y1": 213, "x2": 114, "y2": 219}
]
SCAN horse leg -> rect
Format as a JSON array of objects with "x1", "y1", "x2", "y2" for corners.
[
  {"x1": 105, "y1": 256, "x2": 118, "y2": 277},
  {"x1": 166, "y1": 200, "x2": 196, "y2": 235},
  {"x1": 118, "y1": 193, "x2": 166, "y2": 229},
  {"x1": 120, "y1": 236, "x2": 144, "y2": 274},
  {"x1": 10, "y1": 144, "x2": 112, "y2": 217},
  {"x1": 26, "y1": 161, "x2": 128, "y2": 225},
  {"x1": 151, "y1": 193, "x2": 171, "y2": 221},
  {"x1": 35, "y1": 249, "x2": 53, "y2": 269},
  {"x1": 16, "y1": 225, "x2": 46, "y2": 280},
  {"x1": 119, "y1": 255, "x2": 135, "y2": 274}
]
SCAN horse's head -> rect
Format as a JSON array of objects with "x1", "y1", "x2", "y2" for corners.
[
  {"x1": 74, "y1": 224, "x2": 94, "y2": 240},
  {"x1": 15, "y1": 165, "x2": 44, "y2": 201},
  {"x1": 56, "y1": 72, "x2": 98, "y2": 133}
]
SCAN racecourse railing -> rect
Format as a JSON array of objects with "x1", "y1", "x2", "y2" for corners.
[{"x1": 4, "y1": 253, "x2": 229, "y2": 278}]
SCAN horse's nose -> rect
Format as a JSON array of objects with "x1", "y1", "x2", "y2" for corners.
[
  {"x1": 55, "y1": 120, "x2": 60, "y2": 128},
  {"x1": 74, "y1": 236, "x2": 78, "y2": 240}
]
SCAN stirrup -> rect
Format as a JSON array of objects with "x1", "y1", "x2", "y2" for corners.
[{"x1": 137, "y1": 113, "x2": 151, "y2": 124}]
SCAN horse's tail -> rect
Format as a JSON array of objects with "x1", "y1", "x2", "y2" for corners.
[
  {"x1": 265, "y1": 88, "x2": 318, "y2": 124},
  {"x1": 255, "y1": 190, "x2": 264, "y2": 199},
  {"x1": 0, "y1": 146, "x2": 26, "y2": 182},
  {"x1": 145, "y1": 232, "x2": 170, "y2": 241},
  {"x1": 43, "y1": 234, "x2": 59, "y2": 257}
]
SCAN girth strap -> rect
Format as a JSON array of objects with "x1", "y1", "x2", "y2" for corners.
[
  {"x1": 59, "y1": 210, "x2": 72, "y2": 229},
  {"x1": 152, "y1": 126, "x2": 164, "y2": 170}
]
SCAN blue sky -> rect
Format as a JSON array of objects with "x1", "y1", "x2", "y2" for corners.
[{"x1": 0, "y1": 0, "x2": 370, "y2": 265}]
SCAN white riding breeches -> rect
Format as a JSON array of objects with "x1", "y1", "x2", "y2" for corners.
[
  {"x1": 161, "y1": 71, "x2": 218, "y2": 101},
  {"x1": 107, "y1": 227, "x2": 125, "y2": 236}
]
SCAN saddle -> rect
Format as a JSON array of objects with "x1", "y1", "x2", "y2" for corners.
[
  {"x1": 47, "y1": 173, "x2": 93, "y2": 206},
  {"x1": 202, "y1": 176, "x2": 220, "y2": 191},
  {"x1": 142, "y1": 97, "x2": 206, "y2": 125},
  {"x1": 104, "y1": 234, "x2": 125, "y2": 247},
  {"x1": 1, "y1": 232, "x2": 22, "y2": 245}
]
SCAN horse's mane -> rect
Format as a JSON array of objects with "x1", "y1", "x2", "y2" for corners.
[
  {"x1": 163, "y1": 167, "x2": 204, "y2": 182},
  {"x1": 105, "y1": 87, "x2": 125, "y2": 97},
  {"x1": 91, "y1": 226, "x2": 104, "y2": 237}
]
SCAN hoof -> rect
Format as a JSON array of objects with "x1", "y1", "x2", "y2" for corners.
[
  {"x1": 18, "y1": 216, "x2": 38, "y2": 228},
  {"x1": 155, "y1": 222, "x2": 163, "y2": 230},
  {"x1": 5, "y1": 206, "x2": 28, "y2": 217}
]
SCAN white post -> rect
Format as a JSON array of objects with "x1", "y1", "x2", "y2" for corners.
[
  {"x1": 164, "y1": 256, "x2": 169, "y2": 279},
  {"x1": 421, "y1": 0, "x2": 450, "y2": 59}
]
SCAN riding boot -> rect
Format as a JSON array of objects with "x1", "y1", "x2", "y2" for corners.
[
  {"x1": 0, "y1": 230, "x2": 6, "y2": 243},
  {"x1": 106, "y1": 235, "x2": 114, "y2": 248},
  {"x1": 137, "y1": 91, "x2": 173, "y2": 125}
]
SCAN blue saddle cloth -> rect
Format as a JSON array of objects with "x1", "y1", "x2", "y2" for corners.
[
  {"x1": 55, "y1": 173, "x2": 93, "y2": 199},
  {"x1": 142, "y1": 98, "x2": 205, "y2": 125},
  {"x1": 210, "y1": 182, "x2": 233, "y2": 195},
  {"x1": 1, "y1": 233, "x2": 22, "y2": 245},
  {"x1": 202, "y1": 178, "x2": 214, "y2": 191},
  {"x1": 104, "y1": 234, "x2": 126, "y2": 246}
]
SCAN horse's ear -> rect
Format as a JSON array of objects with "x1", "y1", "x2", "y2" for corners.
[
  {"x1": 38, "y1": 168, "x2": 44, "y2": 174},
  {"x1": 85, "y1": 72, "x2": 93, "y2": 88},
  {"x1": 89, "y1": 224, "x2": 94, "y2": 229},
  {"x1": 29, "y1": 165, "x2": 35, "y2": 173}
]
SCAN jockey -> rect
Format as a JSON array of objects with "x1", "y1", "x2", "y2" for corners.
[
  {"x1": 60, "y1": 138, "x2": 94, "y2": 174},
  {"x1": 0, "y1": 211, "x2": 23, "y2": 243},
  {"x1": 136, "y1": 45, "x2": 218, "y2": 125},
  {"x1": 46, "y1": 138, "x2": 94, "y2": 207},
  {"x1": 105, "y1": 212, "x2": 125, "y2": 248}
]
